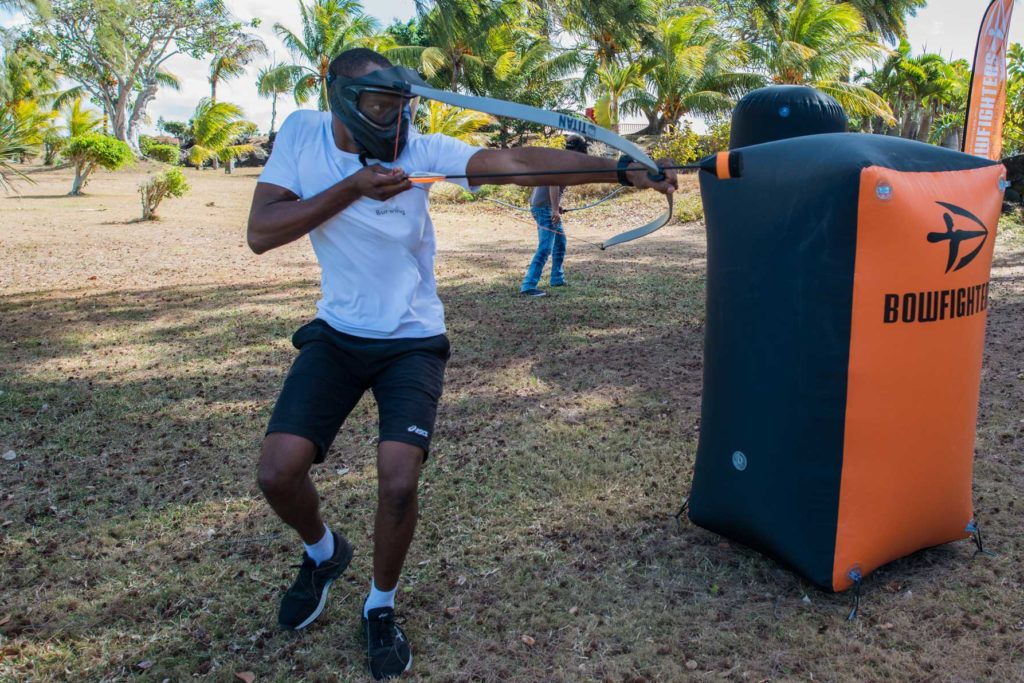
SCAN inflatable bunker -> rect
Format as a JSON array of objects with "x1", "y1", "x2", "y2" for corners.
[{"x1": 688, "y1": 132, "x2": 1005, "y2": 592}]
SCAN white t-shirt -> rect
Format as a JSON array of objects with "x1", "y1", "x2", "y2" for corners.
[{"x1": 259, "y1": 110, "x2": 481, "y2": 339}]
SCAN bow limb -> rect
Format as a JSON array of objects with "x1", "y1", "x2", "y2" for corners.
[
  {"x1": 404, "y1": 84, "x2": 660, "y2": 173},
  {"x1": 403, "y1": 84, "x2": 674, "y2": 249},
  {"x1": 599, "y1": 194, "x2": 673, "y2": 250}
]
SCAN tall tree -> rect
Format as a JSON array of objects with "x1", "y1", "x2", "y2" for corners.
[
  {"x1": 62, "y1": 96, "x2": 103, "y2": 137},
  {"x1": 857, "y1": 42, "x2": 966, "y2": 145},
  {"x1": 266, "y1": 0, "x2": 379, "y2": 112},
  {"x1": 209, "y1": 30, "x2": 267, "y2": 102},
  {"x1": 390, "y1": 0, "x2": 517, "y2": 92},
  {"x1": 0, "y1": 33, "x2": 58, "y2": 111},
  {"x1": 744, "y1": 0, "x2": 924, "y2": 42},
  {"x1": 30, "y1": 0, "x2": 241, "y2": 151},
  {"x1": 257, "y1": 60, "x2": 293, "y2": 138},
  {"x1": 541, "y1": 0, "x2": 657, "y2": 68},
  {"x1": 847, "y1": 0, "x2": 925, "y2": 42},
  {"x1": 626, "y1": 5, "x2": 762, "y2": 134},
  {"x1": 0, "y1": 108, "x2": 39, "y2": 190},
  {"x1": 468, "y1": 26, "x2": 581, "y2": 146},
  {"x1": 186, "y1": 97, "x2": 255, "y2": 171},
  {"x1": 749, "y1": 0, "x2": 893, "y2": 121},
  {"x1": 417, "y1": 100, "x2": 493, "y2": 143},
  {"x1": 593, "y1": 62, "x2": 644, "y2": 129}
]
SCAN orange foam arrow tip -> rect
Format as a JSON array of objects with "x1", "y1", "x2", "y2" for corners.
[{"x1": 409, "y1": 173, "x2": 445, "y2": 184}]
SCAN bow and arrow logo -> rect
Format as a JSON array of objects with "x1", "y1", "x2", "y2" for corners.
[{"x1": 927, "y1": 201, "x2": 989, "y2": 273}]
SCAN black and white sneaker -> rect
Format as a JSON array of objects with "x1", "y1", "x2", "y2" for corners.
[
  {"x1": 363, "y1": 606, "x2": 412, "y2": 680},
  {"x1": 277, "y1": 531, "x2": 353, "y2": 630},
  {"x1": 519, "y1": 288, "x2": 547, "y2": 297}
]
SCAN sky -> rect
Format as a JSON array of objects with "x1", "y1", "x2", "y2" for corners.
[{"x1": 2, "y1": 0, "x2": 1022, "y2": 133}]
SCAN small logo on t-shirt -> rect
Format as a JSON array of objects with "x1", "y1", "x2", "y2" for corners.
[
  {"x1": 376, "y1": 207, "x2": 407, "y2": 217},
  {"x1": 407, "y1": 425, "x2": 429, "y2": 437}
]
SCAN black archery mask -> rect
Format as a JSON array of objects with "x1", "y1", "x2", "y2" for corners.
[{"x1": 326, "y1": 66, "x2": 429, "y2": 163}]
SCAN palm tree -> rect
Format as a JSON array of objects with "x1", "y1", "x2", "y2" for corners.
[
  {"x1": 858, "y1": 43, "x2": 963, "y2": 143},
  {"x1": 209, "y1": 32, "x2": 268, "y2": 102},
  {"x1": 388, "y1": 0, "x2": 516, "y2": 92},
  {"x1": 901, "y1": 53, "x2": 957, "y2": 142},
  {"x1": 926, "y1": 58, "x2": 969, "y2": 149},
  {"x1": 626, "y1": 5, "x2": 763, "y2": 134},
  {"x1": 468, "y1": 28, "x2": 581, "y2": 147},
  {"x1": 0, "y1": 109, "x2": 38, "y2": 191},
  {"x1": 265, "y1": 0, "x2": 380, "y2": 112},
  {"x1": 63, "y1": 97, "x2": 103, "y2": 137},
  {"x1": 257, "y1": 60, "x2": 294, "y2": 138},
  {"x1": 39, "y1": 96, "x2": 102, "y2": 164},
  {"x1": 747, "y1": 0, "x2": 924, "y2": 43},
  {"x1": 855, "y1": 39, "x2": 907, "y2": 134},
  {"x1": 417, "y1": 100, "x2": 493, "y2": 143},
  {"x1": 187, "y1": 98, "x2": 256, "y2": 172},
  {"x1": 749, "y1": 0, "x2": 893, "y2": 122},
  {"x1": 533, "y1": 0, "x2": 659, "y2": 101},
  {"x1": 541, "y1": 0, "x2": 656, "y2": 68},
  {"x1": 847, "y1": 0, "x2": 926, "y2": 42},
  {"x1": 0, "y1": 37, "x2": 58, "y2": 112},
  {"x1": 593, "y1": 63, "x2": 645, "y2": 130}
]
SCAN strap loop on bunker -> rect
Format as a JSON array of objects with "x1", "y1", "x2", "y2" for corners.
[
  {"x1": 846, "y1": 568, "x2": 863, "y2": 621},
  {"x1": 966, "y1": 520, "x2": 997, "y2": 557}
]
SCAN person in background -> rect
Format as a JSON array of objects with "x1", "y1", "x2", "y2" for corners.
[{"x1": 519, "y1": 135, "x2": 589, "y2": 297}]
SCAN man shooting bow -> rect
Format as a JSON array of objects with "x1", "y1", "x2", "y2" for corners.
[{"x1": 247, "y1": 47, "x2": 677, "y2": 680}]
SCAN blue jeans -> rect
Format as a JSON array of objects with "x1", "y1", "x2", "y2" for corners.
[{"x1": 521, "y1": 207, "x2": 566, "y2": 291}]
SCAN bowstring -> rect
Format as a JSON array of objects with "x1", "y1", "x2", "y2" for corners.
[
  {"x1": 475, "y1": 185, "x2": 626, "y2": 249},
  {"x1": 480, "y1": 199, "x2": 606, "y2": 249}
]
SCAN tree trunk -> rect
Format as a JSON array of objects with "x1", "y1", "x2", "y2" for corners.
[
  {"x1": 225, "y1": 157, "x2": 234, "y2": 174},
  {"x1": 70, "y1": 162, "x2": 91, "y2": 195},
  {"x1": 126, "y1": 78, "x2": 160, "y2": 155},
  {"x1": 211, "y1": 78, "x2": 217, "y2": 103},
  {"x1": 111, "y1": 107, "x2": 130, "y2": 145},
  {"x1": 269, "y1": 93, "x2": 278, "y2": 137},
  {"x1": 900, "y1": 103, "x2": 918, "y2": 139},
  {"x1": 916, "y1": 107, "x2": 934, "y2": 144},
  {"x1": 942, "y1": 128, "x2": 962, "y2": 150}
]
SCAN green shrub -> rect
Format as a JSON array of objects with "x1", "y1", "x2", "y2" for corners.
[
  {"x1": 694, "y1": 117, "x2": 732, "y2": 159},
  {"x1": 43, "y1": 131, "x2": 65, "y2": 166},
  {"x1": 650, "y1": 123, "x2": 700, "y2": 165},
  {"x1": 146, "y1": 143, "x2": 180, "y2": 165},
  {"x1": 65, "y1": 134, "x2": 134, "y2": 196},
  {"x1": 139, "y1": 167, "x2": 190, "y2": 220},
  {"x1": 526, "y1": 133, "x2": 566, "y2": 149},
  {"x1": 139, "y1": 135, "x2": 155, "y2": 155}
]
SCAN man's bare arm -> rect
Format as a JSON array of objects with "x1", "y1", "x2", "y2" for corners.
[
  {"x1": 246, "y1": 165, "x2": 413, "y2": 254},
  {"x1": 465, "y1": 148, "x2": 677, "y2": 195},
  {"x1": 549, "y1": 185, "x2": 562, "y2": 225}
]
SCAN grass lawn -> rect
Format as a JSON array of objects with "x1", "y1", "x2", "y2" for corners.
[{"x1": 1, "y1": 163, "x2": 1022, "y2": 681}]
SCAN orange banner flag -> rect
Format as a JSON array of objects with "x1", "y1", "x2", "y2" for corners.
[{"x1": 964, "y1": 0, "x2": 1017, "y2": 160}]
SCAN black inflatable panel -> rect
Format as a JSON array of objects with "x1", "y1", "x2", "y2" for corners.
[{"x1": 729, "y1": 86, "x2": 848, "y2": 150}]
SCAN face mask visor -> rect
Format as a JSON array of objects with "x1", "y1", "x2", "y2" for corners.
[{"x1": 352, "y1": 87, "x2": 414, "y2": 129}]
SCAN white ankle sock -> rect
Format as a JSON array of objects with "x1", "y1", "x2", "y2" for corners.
[
  {"x1": 303, "y1": 524, "x2": 334, "y2": 566},
  {"x1": 363, "y1": 580, "x2": 397, "y2": 617}
]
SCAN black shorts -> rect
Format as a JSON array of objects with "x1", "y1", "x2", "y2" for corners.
[{"x1": 266, "y1": 319, "x2": 451, "y2": 463}]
